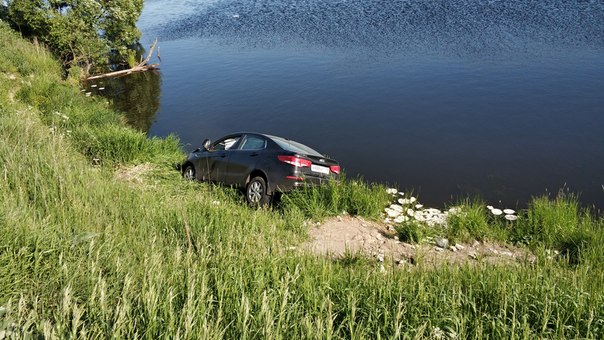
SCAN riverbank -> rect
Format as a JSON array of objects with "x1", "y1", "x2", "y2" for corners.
[{"x1": 1, "y1": 23, "x2": 603, "y2": 338}]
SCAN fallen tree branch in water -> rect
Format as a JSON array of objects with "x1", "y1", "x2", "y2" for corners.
[{"x1": 86, "y1": 38, "x2": 160, "y2": 80}]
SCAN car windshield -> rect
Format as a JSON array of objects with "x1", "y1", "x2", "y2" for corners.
[{"x1": 270, "y1": 136, "x2": 322, "y2": 156}]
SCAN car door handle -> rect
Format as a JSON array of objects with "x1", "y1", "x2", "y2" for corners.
[{"x1": 250, "y1": 153, "x2": 259, "y2": 157}]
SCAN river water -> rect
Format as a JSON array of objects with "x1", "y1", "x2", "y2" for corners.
[{"x1": 105, "y1": 0, "x2": 604, "y2": 209}]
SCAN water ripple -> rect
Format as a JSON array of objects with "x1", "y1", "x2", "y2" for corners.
[{"x1": 149, "y1": 0, "x2": 604, "y2": 56}]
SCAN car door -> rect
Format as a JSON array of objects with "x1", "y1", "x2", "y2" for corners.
[
  {"x1": 201, "y1": 135, "x2": 242, "y2": 183},
  {"x1": 224, "y1": 134, "x2": 267, "y2": 187}
]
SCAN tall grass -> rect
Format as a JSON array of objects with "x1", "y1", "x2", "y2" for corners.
[
  {"x1": 391, "y1": 193, "x2": 603, "y2": 266},
  {"x1": 281, "y1": 177, "x2": 391, "y2": 220},
  {"x1": 1, "y1": 22, "x2": 604, "y2": 338},
  {"x1": 446, "y1": 198, "x2": 497, "y2": 242}
]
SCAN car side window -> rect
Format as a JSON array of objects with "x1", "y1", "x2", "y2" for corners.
[
  {"x1": 213, "y1": 136, "x2": 241, "y2": 151},
  {"x1": 239, "y1": 136, "x2": 266, "y2": 150}
]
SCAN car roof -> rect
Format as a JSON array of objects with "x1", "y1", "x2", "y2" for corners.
[
  {"x1": 223, "y1": 132, "x2": 285, "y2": 141},
  {"x1": 223, "y1": 132, "x2": 320, "y2": 152}
]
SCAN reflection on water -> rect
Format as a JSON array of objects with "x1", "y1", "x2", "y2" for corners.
[
  {"x1": 90, "y1": 69, "x2": 162, "y2": 132},
  {"x1": 120, "y1": 0, "x2": 604, "y2": 209},
  {"x1": 107, "y1": 71, "x2": 162, "y2": 132}
]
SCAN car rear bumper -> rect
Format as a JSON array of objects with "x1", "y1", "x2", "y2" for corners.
[{"x1": 273, "y1": 174, "x2": 338, "y2": 193}]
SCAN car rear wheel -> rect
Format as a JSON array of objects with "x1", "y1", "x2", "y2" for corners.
[
  {"x1": 183, "y1": 164, "x2": 195, "y2": 181},
  {"x1": 246, "y1": 176, "x2": 270, "y2": 207}
]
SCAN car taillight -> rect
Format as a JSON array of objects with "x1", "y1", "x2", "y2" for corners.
[
  {"x1": 278, "y1": 155, "x2": 312, "y2": 167},
  {"x1": 330, "y1": 165, "x2": 341, "y2": 174}
]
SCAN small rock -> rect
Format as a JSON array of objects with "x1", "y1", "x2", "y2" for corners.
[
  {"x1": 468, "y1": 251, "x2": 478, "y2": 259},
  {"x1": 504, "y1": 214, "x2": 518, "y2": 221},
  {"x1": 449, "y1": 246, "x2": 457, "y2": 252},
  {"x1": 386, "y1": 188, "x2": 398, "y2": 194},
  {"x1": 454, "y1": 243, "x2": 465, "y2": 250},
  {"x1": 8, "y1": 74, "x2": 17, "y2": 80},
  {"x1": 385, "y1": 208, "x2": 400, "y2": 218},
  {"x1": 448, "y1": 207, "x2": 462, "y2": 214},
  {"x1": 398, "y1": 198, "x2": 410, "y2": 205},
  {"x1": 393, "y1": 215, "x2": 409, "y2": 223},
  {"x1": 390, "y1": 204, "x2": 404, "y2": 212},
  {"x1": 377, "y1": 254, "x2": 384, "y2": 262},
  {"x1": 337, "y1": 215, "x2": 343, "y2": 222},
  {"x1": 91, "y1": 84, "x2": 97, "y2": 88},
  {"x1": 434, "y1": 247, "x2": 444, "y2": 252},
  {"x1": 489, "y1": 247, "x2": 499, "y2": 254},
  {"x1": 503, "y1": 209, "x2": 516, "y2": 215},
  {"x1": 387, "y1": 225, "x2": 396, "y2": 231},
  {"x1": 491, "y1": 208, "x2": 503, "y2": 216},
  {"x1": 472, "y1": 240, "x2": 480, "y2": 247},
  {"x1": 393, "y1": 236, "x2": 399, "y2": 241},
  {"x1": 415, "y1": 204, "x2": 424, "y2": 209},
  {"x1": 436, "y1": 238, "x2": 449, "y2": 249},
  {"x1": 379, "y1": 264, "x2": 386, "y2": 273}
]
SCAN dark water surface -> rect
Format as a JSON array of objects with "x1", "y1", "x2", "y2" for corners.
[{"x1": 116, "y1": 0, "x2": 604, "y2": 208}]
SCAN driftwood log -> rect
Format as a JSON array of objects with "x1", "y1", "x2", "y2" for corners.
[{"x1": 86, "y1": 39, "x2": 160, "y2": 80}]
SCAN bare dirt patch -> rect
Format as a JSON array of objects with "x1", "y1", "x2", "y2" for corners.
[
  {"x1": 303, "y1": 215, "x2": 535, "y2": 267},
  {"x1": 115, "y1": 163, "x2": 154, "y2": 185}
]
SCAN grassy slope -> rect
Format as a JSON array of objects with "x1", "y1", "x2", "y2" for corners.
[{"x1": 1, "y1": 23, "x2": 603, "y2": 338}]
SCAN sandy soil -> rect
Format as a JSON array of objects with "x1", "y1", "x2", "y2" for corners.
[
  {"x1": 303, "y1": 215, "x2": 535, "y2": 267},
  {"x1": 115, "y1": 163, "x2": 154, "y2": 184}
]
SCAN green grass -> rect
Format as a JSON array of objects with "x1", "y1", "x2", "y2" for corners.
[
  {"x1": 385, "y1": 194, "x2": 603, "y2": 267},
  {"x1": 280, "y1": 177, "x2": 391, "y2": 220},
  {"x1": 1, "y1": 22, "x2": 604, "y2": 338}
]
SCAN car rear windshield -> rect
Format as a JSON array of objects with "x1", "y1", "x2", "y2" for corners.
[{"x1": 270, "y1": 136, "x2": 323, "y2": 157}]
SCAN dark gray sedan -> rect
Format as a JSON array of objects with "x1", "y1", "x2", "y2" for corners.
[{"x1": 181, "y1": 133, "x2": 340, "y2": 205}]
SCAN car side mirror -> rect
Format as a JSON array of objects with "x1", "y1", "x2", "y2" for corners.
[{"x1": 202, "y1": 139, "x2": 211, "y2": 151}]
